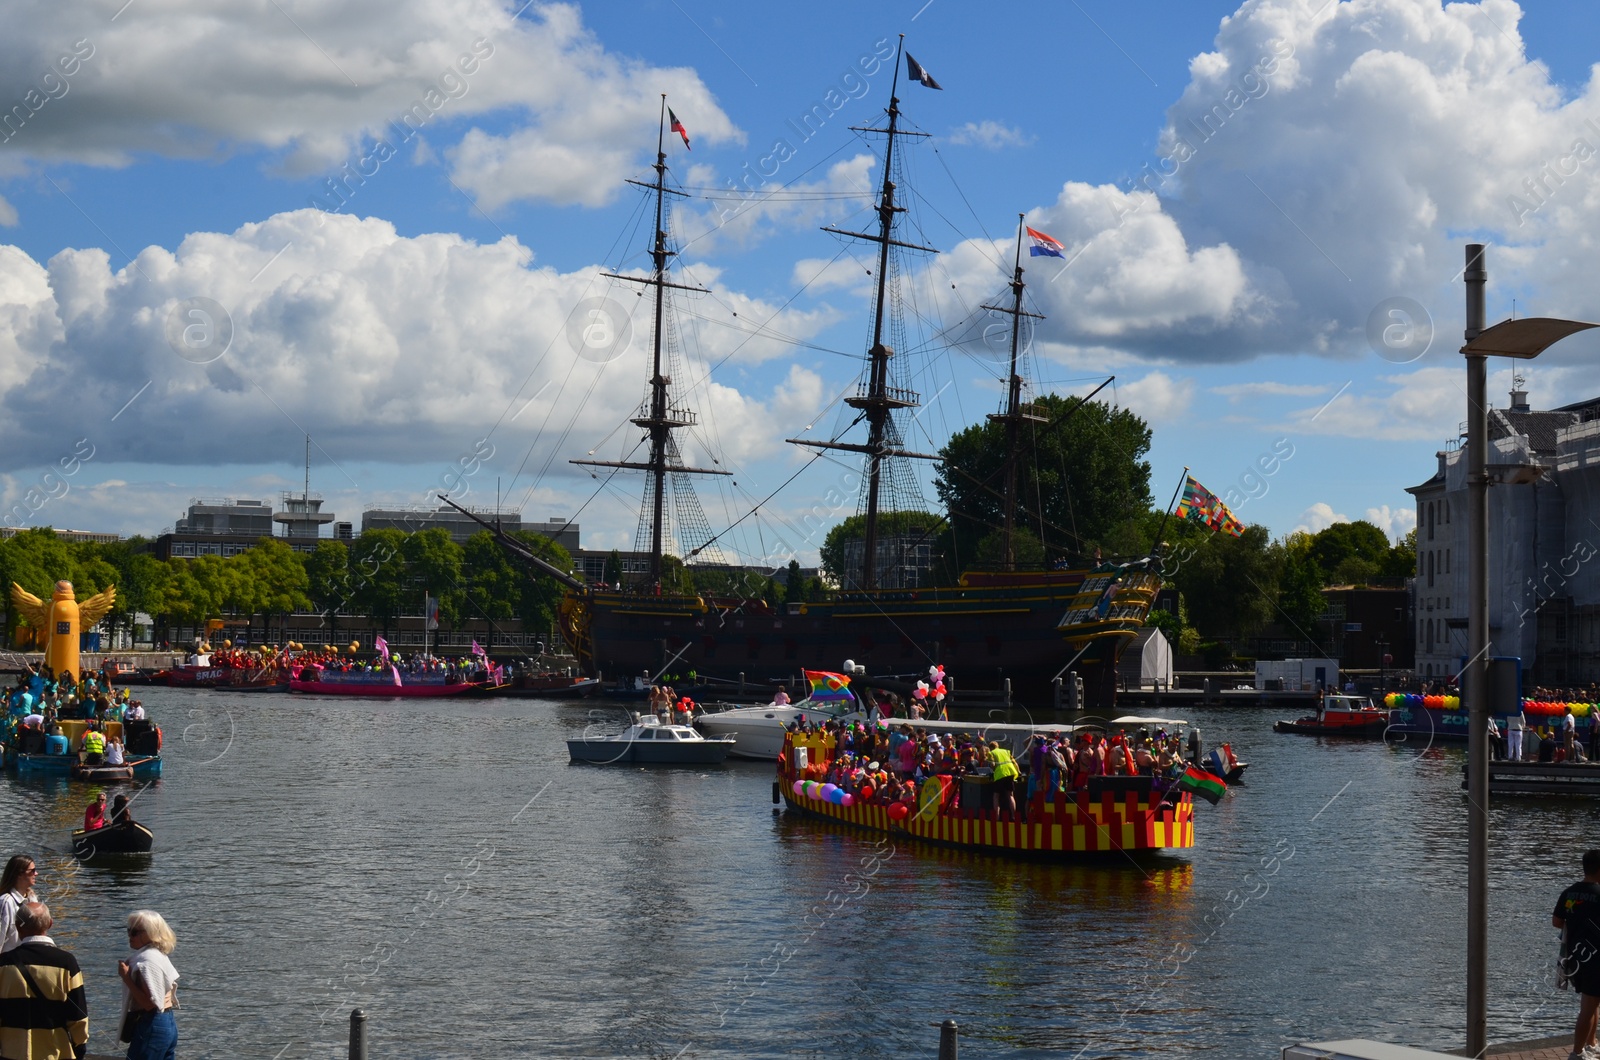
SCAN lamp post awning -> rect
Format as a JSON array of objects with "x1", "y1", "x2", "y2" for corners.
[{"x1": 1460, "y1": 316, "x2": 1600, "y2": 358}]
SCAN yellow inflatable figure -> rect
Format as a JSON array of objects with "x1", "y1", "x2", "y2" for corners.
[{"x1": 10, "y1": 580, "x2": 116, "y2": 681}]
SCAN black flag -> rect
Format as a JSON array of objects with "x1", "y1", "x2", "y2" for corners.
[{"x1": 905, "y1": 52, "x2": 943, "y2": 90}]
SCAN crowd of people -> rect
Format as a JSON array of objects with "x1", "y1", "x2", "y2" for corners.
[
  {"x1": 786, "y1": 717, "x2": 1224, "y2": 823},
  {"x1": 295, "y1": 648, "x2": 505, "y2": 685},
  {"x1": 2, "y1": 663, "x2": 154, "y2": 764},
  {"x1": 0, "y1": 854, "x2": 180, "y2": 1059},
  {"x1": 1489, "y1": 703, "x2": 1600, "y2": 765}
]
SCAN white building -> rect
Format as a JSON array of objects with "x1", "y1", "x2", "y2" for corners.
[{"x1": 1406, "y1": 388, "x2": 1600, "y2": 685}]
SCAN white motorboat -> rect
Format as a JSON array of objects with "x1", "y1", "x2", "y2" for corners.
[
  {"x1": 693, "y1": 697, "x2": 868, "y2": 760},
  {"x1": 567, "y1": 713, "x2": 736, "y2": 766}
]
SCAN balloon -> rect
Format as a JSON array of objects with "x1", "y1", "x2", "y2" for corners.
[
  {"x1": 839, "y1": 793, "x2": 854, "y2": 807},
  {"x1": 887, "y1": 802, "x2": 910, "y2": 820},
  {"x1": 793, "y1": 780, "x2": 806, "y2": 795},
  {"x1": 820, "y1": 783, "x2": 839, "y2": 800},
  {"x1": 859, "y1": 784, "x2": 875, "y2": 801}
]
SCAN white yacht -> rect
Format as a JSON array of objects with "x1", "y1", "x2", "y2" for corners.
[{"x1": 693, "y1": 696, "x2": 868, "y2": 760}]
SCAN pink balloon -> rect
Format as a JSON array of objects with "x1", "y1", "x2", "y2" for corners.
[
  {"x1": 792, "y1": 780, "x2": 805, "y2": 795},
  {"x1": 840, "y1": 792, "x2": 854, "y2": 807}
]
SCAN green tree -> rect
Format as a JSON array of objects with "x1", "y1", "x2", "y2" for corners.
[
  {"x1": 1309, "y1": 520, "x2": 1391, "y2": 578},
  {"x1": 1170, "y1": 524, "x2": 1279, "y2": 645},
  {"x1": 349, "y1": 529, "x2": 410, "y2": 636},
  {"x1": 238, "y1": 539, "x2": 311, "y2": 643},
  {"x1": 1275, "y1": 532, "x2": 1327, "y2": 645},
  {"x1": 304, "y1": 540, "x2": 351, "y2": 632},
  {"x1": 603, "y1": 549, "x2": 623, "y2": 586},
  {"x1": 0, "y1": 529, "x2": 78, "y2": 645},
  {"x1": 934, "y1": 394, "x2": 1153, "y2": 570},
  {"x1": 1381, "y1": 527, "x2": 1417, "y2": 581},
  {"x1": 403, "y1": 529, "x2": 465, "y2": 628},
  {"x1": 505, "y1": 530, "x2": 572, "y2": 640}
]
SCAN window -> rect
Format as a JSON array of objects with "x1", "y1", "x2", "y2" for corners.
[
  {"x1": 1428, "y1": 551, "x2": 1434, "y2": 587},
  {"x1": 1445, "y1": 549, "x2": 1450, "y2": 574}
]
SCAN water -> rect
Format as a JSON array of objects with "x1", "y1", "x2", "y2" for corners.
[{"x1": 1, "y1": 693, "x2": 1590, "y2": 1058}]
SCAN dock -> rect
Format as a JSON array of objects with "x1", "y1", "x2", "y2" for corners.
[{"x1": 1464, "y1": 760, "x2": 1600, "y2": 796}]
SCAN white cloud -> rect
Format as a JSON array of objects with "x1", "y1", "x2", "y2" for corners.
[
  {"x1": 946, "y1": 121, "x2": 1033, "y2": 149},
  {"x1": 1365, "y1": 504, "x2": 1417, "y2": 541},
  {"x1": 1117, "y1": 371, "x2": 1195, "y2": 422},
  {"x1": 1295, "y1": 501, "x2": 1350, "y2": 534},
  {"x1": 0, "y1": 3, "x2": 738, "y2": 210},
  {"x1": 1212, "y1": 380, "x2": 1332, "y2": 401},
  {"x1": 0, "y1": 209, "x2": 832, "y2": 474}
]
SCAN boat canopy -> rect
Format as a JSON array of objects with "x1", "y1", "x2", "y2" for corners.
[{"x1": 1109, "y1": 715, "x2": 1190, "y2": 727}]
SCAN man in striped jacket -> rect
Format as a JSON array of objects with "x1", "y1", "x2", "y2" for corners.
[{"x1": 0, "y1": 903, "x2": 88, "y2": 1060}]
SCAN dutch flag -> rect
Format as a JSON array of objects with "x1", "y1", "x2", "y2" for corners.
[{"x1": 1026, "y1": 226, "x2": 1066, "y2": 258}]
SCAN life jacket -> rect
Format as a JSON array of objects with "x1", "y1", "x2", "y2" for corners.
[
  {"x1": 83, "y1": 730, "x2": 105, "y2": 754},
  {"x1": 989, "y1": 747, "x2": 1020, "y2": 781}
]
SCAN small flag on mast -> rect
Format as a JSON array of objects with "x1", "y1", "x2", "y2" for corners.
[
  {"x1": 668, "y1": 107, "x2": 690, "y2": 150},
  {"x1": 1175, "y1": 474, "x2": 1245, "y2": 537},
  {"x1": 905, "y1": 53, "x2": 942, "y2": 90},
  {"x1": 1025, "y1": 226, "x2": 1066, "y2": 258}
]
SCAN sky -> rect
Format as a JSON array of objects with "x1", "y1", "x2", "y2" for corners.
[{"x1": 3, "y1": 0, "x2": 1600, "y2": 566}]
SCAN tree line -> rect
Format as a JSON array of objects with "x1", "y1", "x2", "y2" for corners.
[{"x1": 0, "y1": 527, "x2": 574, "y2": 647}]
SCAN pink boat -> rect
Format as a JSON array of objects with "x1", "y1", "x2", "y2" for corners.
[{"x1": 288, "y1": 665, "x2": 480, "y2": 698}]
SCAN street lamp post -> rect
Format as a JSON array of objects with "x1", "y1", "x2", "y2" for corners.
[{"x1": 1457, "y1": 243, "x2": 1597, "y2": 1057}]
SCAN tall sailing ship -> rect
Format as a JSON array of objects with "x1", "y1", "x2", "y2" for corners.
[{"x1": 458, "y1": 54, "x2": 1160, "y2": 710}]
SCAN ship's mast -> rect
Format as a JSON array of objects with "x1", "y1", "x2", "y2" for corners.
[
  {"x1": 981, "y1": 216, "x2": 1045, "y2": 570},
  {"x1": 788, "y1": 37, "x2": 938, "y2": 590},
  {"x1": 572, "y1": 96, "x2": 729, "y2": 590}
]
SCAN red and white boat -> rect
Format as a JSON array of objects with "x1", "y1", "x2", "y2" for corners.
[{"x1": 1274, "y1": 694, "x2": 1390, "y2": 738}]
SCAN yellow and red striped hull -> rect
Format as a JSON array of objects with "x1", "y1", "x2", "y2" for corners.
[{"x1": 780, "y1": 785, "x2": 1194, "y2": 860}]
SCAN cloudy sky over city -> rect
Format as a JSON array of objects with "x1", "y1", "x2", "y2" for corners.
[{"x1": 3, "y1": 0, "x2": 1600, "y2": 561}]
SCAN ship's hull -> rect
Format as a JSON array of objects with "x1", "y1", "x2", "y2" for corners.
[
  {"x1": 561, "y1": 569, "x2": 1158, "y2": 710},
  {"x1": 780, "y1": 788, "x2": 1194, "y2": 859}
]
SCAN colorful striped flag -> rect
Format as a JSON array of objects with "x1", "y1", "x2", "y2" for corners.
[
  {"x1": 803, "y1": 669, "x2": 853, "y2": 703},
  {"x1": 1178, "y1": 764, "x2": 1226, "y2": 805},
  {"x1": 1175, "y1": 474, "x2": 1245, "y2": 537}
]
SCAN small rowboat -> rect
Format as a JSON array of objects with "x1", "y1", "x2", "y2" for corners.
[{"x1": 72, "y1": 820, "x2": 153, "y2": 856}]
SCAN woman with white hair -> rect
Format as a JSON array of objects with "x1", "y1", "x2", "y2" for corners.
[{"x1": 118, "y1": 909, "x2": 179, "y2": 1059}]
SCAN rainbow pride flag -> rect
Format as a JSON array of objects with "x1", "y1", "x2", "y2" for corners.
[{"x1": 804, "y1": 669, "x2": 853, "y2": 703}]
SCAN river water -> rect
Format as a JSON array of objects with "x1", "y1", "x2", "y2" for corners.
[{"x1": 1, "y1": 691, "x2": 1591, "y2": 1058}]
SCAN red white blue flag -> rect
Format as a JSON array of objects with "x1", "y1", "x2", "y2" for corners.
[
  {"x1": 668, "y1": 108, "x2": 690, "y2": 150},
  {"x1": 1026, "y1": 226, "x2": 1066, "y2": 258}
]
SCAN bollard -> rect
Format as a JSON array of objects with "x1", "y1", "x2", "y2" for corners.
[
  {"x1": 739, "y1": 671, "x2": 746, "y2": 695},
  {"x1": 1052, "y1": 676, "x2": 1062, "y2": 712},
  {"x1": 349, "y1": 1008, "x2": 368, "y2": 1060},
  {"x1": 937, "y1": 1018, "x2": 958, "y2": 1060}
]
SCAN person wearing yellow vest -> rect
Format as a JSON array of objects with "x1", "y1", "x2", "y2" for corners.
[
  {"x1": 82, "y1": 726, "x2": 106, "y2": 765},
  {"x1": 988, "y1": 740, "x2": 1020, "y2": 822}
]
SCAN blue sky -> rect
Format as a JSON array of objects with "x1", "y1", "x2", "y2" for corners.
[{"x1": 3, "y1": 0, "x2": 1600, "y2": 564}]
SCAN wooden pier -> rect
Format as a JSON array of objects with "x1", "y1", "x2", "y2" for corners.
[{"x1": 1464, "y1": 760, "x2": 1600, "y2": 796}]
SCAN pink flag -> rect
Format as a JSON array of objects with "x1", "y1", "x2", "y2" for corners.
[
  {"x1": 471, "y1": 639, "x2": 485, "y2": 657},
  {"x1": 374, "y1": 635, "x2": 389, "y2": 658}
]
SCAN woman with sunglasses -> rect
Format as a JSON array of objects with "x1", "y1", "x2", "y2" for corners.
[
  {"x1": 119, "y1": 909, "x2": 180, "y2": 1060},
  {"x1": 0, "y1": 855, "x2": 38, "y2": 953}
]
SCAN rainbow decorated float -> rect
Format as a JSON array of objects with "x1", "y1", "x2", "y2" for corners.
[
  {"x1": 1383, "y1": 692, "x2": 1597, "y2": 742},
  {"x1": 776, "y1": 728, "x2": 1197, "y2": 861}
]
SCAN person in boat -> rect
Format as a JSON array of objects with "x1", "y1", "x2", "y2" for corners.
[
  {"x1": 110, "y1": 795, "x2": 134, "y2": 827},
  {"x1": 104, "y1": 736, "x2": 125, "y2": 767},
  {"x1": 0, "y1": 856, "x2": 39, "y2": 953},
  {"x1": 84, "y1": 793, "x2": 108, "y2": 832},
  {"x1": 773, "y1": 687, "x2": 790, "y2": 706},
  {"x1": 126, "y1": 700, "x2": 146, "y2": 722},
  {"x1": 82, "y1": 723, "x2": 106, "y2": 766},
  {"x1": 986, "y1": 740, "x2": 1020, "y2": 822}
]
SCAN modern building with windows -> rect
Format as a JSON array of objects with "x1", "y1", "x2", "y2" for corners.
[
  {"x1": 360, "y1": 505, "x2": 540, "y2": 544},
  {"x1": 1406, "y1": 387, "x2": 1600, "y2": 685}
]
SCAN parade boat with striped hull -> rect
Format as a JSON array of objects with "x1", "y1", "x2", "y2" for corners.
[
  {"x1": 776, "y1": 728, "x2": 1194, "y2": 861},
  {"x1": 449, "y1": 48, "x2": 1162, "y2": 712}
]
